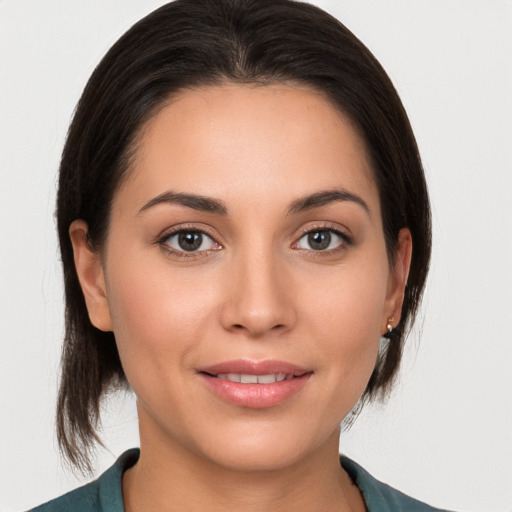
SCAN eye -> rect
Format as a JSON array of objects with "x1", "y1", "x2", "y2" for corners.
[
  {"x1": 295, "y1": 229, "x2": 348, "y2": 251},
  {"x1": 162, "y1": 229, "x2": 220, "y2": 254}
]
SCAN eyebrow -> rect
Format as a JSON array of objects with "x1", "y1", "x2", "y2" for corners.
[
  {"x1": 139, "y1": 191, "x2": 228, "y2": 215},
  {"x1": 287, "y1": 188, "x2": 370, "y2": 216},
  {"x1": 138, "y1": 187, "x2": 370, "y2": 217}
]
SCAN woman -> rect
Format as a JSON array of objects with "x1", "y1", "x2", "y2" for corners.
[{"x1": 30, "y1": 0, "x2": 451, "y2": 510}]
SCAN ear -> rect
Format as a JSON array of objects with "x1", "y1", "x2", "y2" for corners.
[
  {"x1": 69, "y1": 220, "x2": 113, "y2": 332},
  {"x1": 382, "y1": 228, "x2": 413, "y2": 334}
]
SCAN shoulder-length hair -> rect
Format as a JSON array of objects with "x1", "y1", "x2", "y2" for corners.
[{"x1": 56, "y1": 0, "x2": 431, "y2": 472}]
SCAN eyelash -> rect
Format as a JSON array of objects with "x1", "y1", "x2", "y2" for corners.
[
  {"x1": 157, "y1": 226, "x2": 221, "y2": 259},
  {"x1": 156, "y1": 223, "x2": 352, "y2": 259},
  {"x1": 293, "y1": 224, "x2": 353, "y2": 255}
]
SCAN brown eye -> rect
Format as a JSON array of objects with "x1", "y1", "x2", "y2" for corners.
[
  {"x1": 178, "y1": 232, "x2": 203, "y2": 251},
  {"x1": 163, "y1": 230, "x2": 219, "y2": 253}
]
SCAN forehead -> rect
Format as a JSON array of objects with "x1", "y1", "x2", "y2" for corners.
[{"x1": 118, "y1": 83, "x2": 379, "y2": 215}]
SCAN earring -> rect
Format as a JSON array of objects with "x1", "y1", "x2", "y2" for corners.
[{"x1": 383, "y1": 317, "x2": 395, "y2": 339}]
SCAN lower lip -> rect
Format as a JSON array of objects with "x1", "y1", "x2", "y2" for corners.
[{"x1": 199, "y1": 373, "x2": 312, "y2": 409}]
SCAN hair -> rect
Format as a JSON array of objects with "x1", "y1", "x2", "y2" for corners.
[{"x1": 56, "y1": 0, "x2": 431, "y2": 472}]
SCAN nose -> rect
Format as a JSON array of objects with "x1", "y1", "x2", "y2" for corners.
[{"x1": 219, "y1": 249, "x2": 297, "y2": 338}]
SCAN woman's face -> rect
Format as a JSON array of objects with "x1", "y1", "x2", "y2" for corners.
[{"x1": 74, "y1": 83, "x2": 410, "y2": 471}]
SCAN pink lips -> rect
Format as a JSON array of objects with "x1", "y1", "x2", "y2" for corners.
[{"x1": 198, "y1": 360, "x2": 312, "y2": 409}]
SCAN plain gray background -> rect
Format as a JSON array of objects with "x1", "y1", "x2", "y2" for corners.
[{"x1": 1, "y1": 1, "x2": 511, "y2": 511}]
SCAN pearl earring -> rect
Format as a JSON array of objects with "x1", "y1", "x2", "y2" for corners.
[{"x1": 383, "y1": 317, "x2": 395, "y2": 339}]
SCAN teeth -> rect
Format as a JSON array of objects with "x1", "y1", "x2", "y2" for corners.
[
  {"x1": 216, "y1": 373, "x2": 290, "y2": 383},
  {"x1": 258, "y1": 374, "x2": 279, "y2": 384}
]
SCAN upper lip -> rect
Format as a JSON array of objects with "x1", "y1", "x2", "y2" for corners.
[{"x1": 198, "y1": 359, "x2": 311, "y2": 377}]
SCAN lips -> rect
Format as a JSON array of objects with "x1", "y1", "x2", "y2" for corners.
[{"x1": 198, "y1": 360, "x2": 312, "y2": 408}]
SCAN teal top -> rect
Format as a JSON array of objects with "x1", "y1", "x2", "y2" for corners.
[{"x1": 29, "y1": 449, "x2": 454, "y2": 511}]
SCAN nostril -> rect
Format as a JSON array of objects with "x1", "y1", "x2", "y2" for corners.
[{"x1": 228, "y1": 322, "x2": 287, "y2": 335}]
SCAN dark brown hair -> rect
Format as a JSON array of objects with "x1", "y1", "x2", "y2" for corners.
[{"x1": 56, "y1": 0, "x2": 431, "y2": 472}]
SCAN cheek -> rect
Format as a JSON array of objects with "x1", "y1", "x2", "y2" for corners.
[
  {"x1": 104, "y1": 254, "x2": 219, "y2": 382},
  {"x1": 303, "y1": 255, "x2": 389, "y2": 385}
]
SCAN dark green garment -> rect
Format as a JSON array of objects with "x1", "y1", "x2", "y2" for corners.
[{"x1": 29, "y1": 449, "x2": 454, "y2": 511}]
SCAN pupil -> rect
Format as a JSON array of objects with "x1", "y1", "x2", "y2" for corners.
[
  {"x1": 178, "y1": 232, "x2": 202, "y2": 251},
  {"x1": 308, "y1": 231, "x2": 331, "y2": 250}
]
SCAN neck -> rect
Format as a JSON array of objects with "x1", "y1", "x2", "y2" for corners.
[{"x1": 122, "y1": 426, "x2": 364, "y2": 512}]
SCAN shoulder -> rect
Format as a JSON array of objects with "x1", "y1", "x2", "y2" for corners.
[
  {"x1": 341, "y1": 456, "x2": 456, "y2": 512},
  {"x1": 28, "y1": 480, "x2": 101, "y2": 512},
  {"x1": 28, "y1": 449, "x2": 139, "y2": 512}
]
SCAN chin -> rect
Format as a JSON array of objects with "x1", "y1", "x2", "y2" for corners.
[
  {"x1": 205, "y1": 445, "x2": 308, "y2": 473},
  {"x1": 194, "y1": 421, "x2": 339, "y2": 473}
]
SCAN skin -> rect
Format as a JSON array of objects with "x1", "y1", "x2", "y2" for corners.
[{"x1": 71, "y1": 83, "x2": 412, "y2": 512}]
